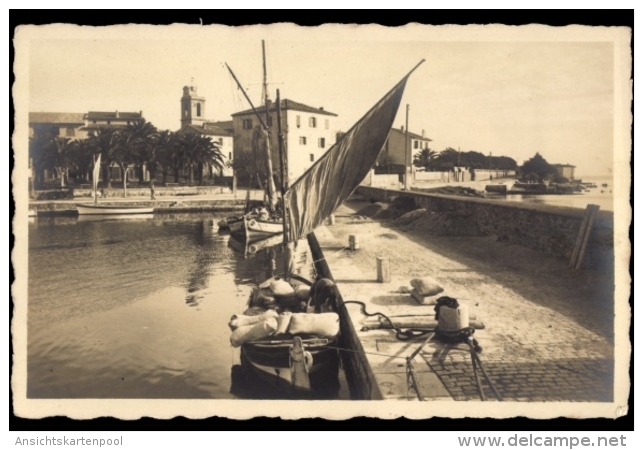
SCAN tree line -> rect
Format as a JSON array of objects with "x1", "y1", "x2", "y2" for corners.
[
  {"x1": 412, "y1": 147, "x2": 518, "y2": 172},
  {"x1": 29, "y1": 120, "x2": 225, "y2": 191}
]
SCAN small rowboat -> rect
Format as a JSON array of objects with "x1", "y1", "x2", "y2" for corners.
[{"x1": 76, "y1": 204, "x2": 154, "y2": 215}]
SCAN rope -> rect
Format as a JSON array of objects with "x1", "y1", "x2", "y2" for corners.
[
  {"x1": 341, "y1": 300, "x2": 433, "y2": 341},
  {"x1": 312, "y1": 246, "x2": 349, "y2": 265}
]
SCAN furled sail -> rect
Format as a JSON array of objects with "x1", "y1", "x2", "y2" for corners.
[
  {"x1": 283, "y1": 61, "x2": 424, "y2": 243},
  {"x1": 92, "y1": 153, "x2": 102, "y2": 204}
]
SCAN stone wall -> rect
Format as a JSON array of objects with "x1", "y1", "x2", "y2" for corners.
[
  {"x1": 357, "y1": 186, "x2": 614, "y2": 270},
  {"x1": 71, "y1": 185, "x2": 232, "y2": 198}
]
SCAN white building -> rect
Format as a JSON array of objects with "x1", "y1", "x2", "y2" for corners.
[{"x1": 231, "y1": 99, "x2": 338, "y2": 185}]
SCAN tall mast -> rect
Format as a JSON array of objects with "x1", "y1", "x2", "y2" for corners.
[
  {"x1": 261, "y1": 40, "x2": 278, "y2": 213},
  {"x1": 276, "y1": 89, "x2": 293, "y2": 278},
  {"x1": 262, "y1": 40, "x2": 269, "y2": 105}
]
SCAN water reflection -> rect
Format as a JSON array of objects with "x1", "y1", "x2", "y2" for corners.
[{"x1": 27, "y1": 213, "x2": 345, "y2": 399}]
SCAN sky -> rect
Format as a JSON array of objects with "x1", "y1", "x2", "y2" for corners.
[{"x1": 22, "y1": 24, "x2": 625, "y2": 177}]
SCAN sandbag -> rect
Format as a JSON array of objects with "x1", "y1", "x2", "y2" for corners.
[
  {"x1": 410, "y1": 277, "x2": 444, "y2": 296},
  {"x1": 410, "y1": 288, "x2": 437, "y2": 305},
  {"x1": 229, "y1": 309, "x2": 278, "y2": 331},
  {"x1": 275, "y1": 313, "x2": 293, "y2": 335},
  {"x1": 270, "y1": 279, "x2": 295, "y2": 297},
  {"x1": 230, "y1": 318, "x2": 278, "y2": 347},
  {"x1": 288, "y1": 313, "x2": 340, "y2": 338}
]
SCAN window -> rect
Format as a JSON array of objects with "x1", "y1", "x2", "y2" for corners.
[
  {"x1": 309, "y1": 117, "x2": 317, "y2": 128},
  {"x1": 414, "y1": 140, "x2": 419, "y2": 149},
  {"x1": 219, "y1": 138, "x2": 224, "y2": 145},
  {"x1": 318, "y1": 137, "x2": 325, "y2": 148},
  {"x1": 196, "y1": 103, "x2": 201, "y2": 117},
  {"x1": 299, "y1": 136, "x2": 307, "y2": 145},
  {"x1": 325, "y1": 119, "x2": 329, "y2": 130},
  {"x1": 296, "y1": 115, "x2": 301, "y2": 127},
  {"x1": 228, "y1": 152, "x2": 232, "y2": 159},
  {"x1": 310, "y1": 153, "x2": 315, "y2": 162},
  {"x1": 65, "y1": 127, "x2": 75, "y2": 137},
  {"x1": 243, "y1": 119, "x2": 253, "y2": 129}
]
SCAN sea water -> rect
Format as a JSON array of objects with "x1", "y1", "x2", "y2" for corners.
[{"x1": 26, "y1": 214, "x2": 346, "y2": 399}]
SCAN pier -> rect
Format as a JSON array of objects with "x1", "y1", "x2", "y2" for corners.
[{"x1": 311, "y1": 200, "x2": 616, "y2": 401}]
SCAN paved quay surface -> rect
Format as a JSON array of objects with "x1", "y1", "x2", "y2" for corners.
[{"x1": 317, "y1": 201, "x2": 617, "y2": 402}]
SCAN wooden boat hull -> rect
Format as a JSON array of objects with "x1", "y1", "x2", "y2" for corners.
[
  {"x1": 230, "y1": 215, "x2": 283, "y2": 241},
  {"x1": 240, "y1": 341, "x2": 339, "y2": 395},
  {"x1": 217, "y1": 215, "x2": 243, "y2": 230},
  {"x1": 77, "y1": 204, "x2": 154, "y2": 215},
  {"x1": 235, "y1": 274, "x2": 340, "y2": 395}
]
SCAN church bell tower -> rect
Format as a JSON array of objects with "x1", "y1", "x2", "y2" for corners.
[{"x1": 181, "y1": 85, "x2": 206, "y2": 128}]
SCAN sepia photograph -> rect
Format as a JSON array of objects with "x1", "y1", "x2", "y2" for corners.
[{"x1": 11, "y1": 22, "x2": 631, "y2": 422}]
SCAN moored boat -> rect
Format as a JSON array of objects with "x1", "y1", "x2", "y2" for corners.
[
  {"x1": 231, "y1": 274, "x2": 341, "y2": 395},
  {"x1": 77, "y1": 204, "x2": 154, "y2": 215},
  {"x1": 77, "y1": 153, "x2": 153, "y2": 215},
  {"x1": 227, "y1": 50, "x2": 423, "y2": 395}
]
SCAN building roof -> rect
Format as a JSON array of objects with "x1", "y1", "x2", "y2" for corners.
[
  {"x1": 553, "y1": 163, "x2": 576, "y2": 168},
  {"x1": 231, "y1": 99, "x2": 337, "y2": 117},
  {"x1": 207, "y1": 120, "x2": 234, "y2": 132},
  {"x1": 179, "y1": 123, "x2": 232, "y2": 137},
  {"x1": 390, "y1": 127, "x2": 432, "y2": 141},
  {"x1": 29, "y1": 112, "x2": 85, "y2": 125},
  {"x1": 84, "y1": 111, "x2": 144, "y2": 121}
]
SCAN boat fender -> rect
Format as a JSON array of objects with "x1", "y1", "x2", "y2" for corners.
[
  {"x1": 228, "y1": 309, "x2": 278, "y2": 331},
  {"x1": 275, "y1": 313, "x2": 293, "y2": 335},
  {"x1": 230, "y1": 318, "x2": 278, "y2": 347},
  {"x1": 288, "y1": 313, "x2": 340, "y2": 338}
]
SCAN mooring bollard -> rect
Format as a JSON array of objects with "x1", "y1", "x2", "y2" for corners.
[
  {"x1": 377, "y1": 257, "x2": 390, "y2": 283},
  {"x1": 349, "y1": 234, "x2": 359, "y2": 251}
]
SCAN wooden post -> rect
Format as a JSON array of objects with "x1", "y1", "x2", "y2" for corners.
[
  {"x1": 349, "y1": 235, "x2": 359, "y2": 251},
  {"x1": 569, "y1": 204, "x2": 600, "y2": 269},
  {"x1": 329, "y1": 214, "x2": 336, "y2": 225},
  {"x1": 377, "y1": 257, "x2": 390, "y2": 283},
  {"x1": 575, "y1": 204, "x2": 600, "y2": 269}
]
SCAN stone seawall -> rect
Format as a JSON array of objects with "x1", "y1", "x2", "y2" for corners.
[{"x1": 356, "y1": 186, "x2": 614, "y2": 270}]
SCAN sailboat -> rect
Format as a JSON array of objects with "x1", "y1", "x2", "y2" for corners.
[
  {"x1": 222, "y1": 42, "x2": 284, "y2": 243},
  {"x1": 232, "y1": 58, "x2": 424, "y2": 394},
  {"x1": 76, "y1": 153, "x2": 154, "y2": 215}
]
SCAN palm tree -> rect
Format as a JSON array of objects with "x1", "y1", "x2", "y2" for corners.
[
  {"x1": 112, "y1": 129, "x2": 140, "y2": 196},
  {"x1": 127, "y1": 119, "x2": 158, "y2": 183},
  {"x1": 29, "y1": 128, "x2": 57, "y2": 188},
  {"x1": 153, "y1": 130, "x2": 177, "y2": 184},
  {"x1": 51, "y1": 137, "x2": 77, "y2": 187},
  {"x1": 413, "y1": 148, "x2": 438, "y2": 170},
  {"x1": 90, "y1": 129, "x2": 119, "y2": 188},
  {"x1": 177, "y1": 133, "x2": 223, "y2": 186},
  {"x1": 72, "y1": 138, "x2": 96, "y2": 184}
]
